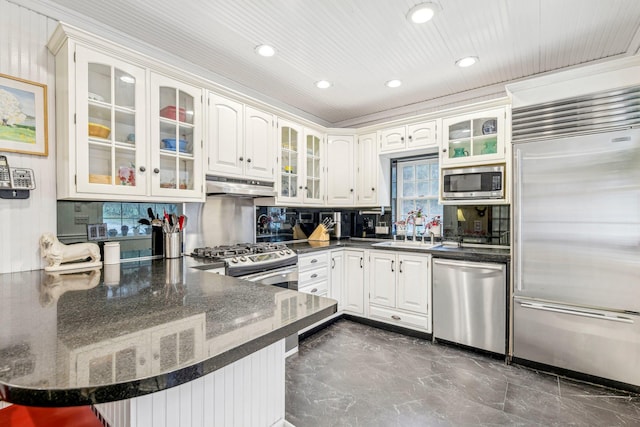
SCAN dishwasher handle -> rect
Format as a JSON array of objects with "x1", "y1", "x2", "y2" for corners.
[
  {"x1": 518, "y1": 301, "x2": 635, "y2": 324},
  {"x1": 433, "y1": 258, "x2": 505, "y2": 271}
]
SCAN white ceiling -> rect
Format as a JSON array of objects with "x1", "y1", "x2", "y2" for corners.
[{"x1": 23, "y1": 0, "x2": 640, "y2": 126}]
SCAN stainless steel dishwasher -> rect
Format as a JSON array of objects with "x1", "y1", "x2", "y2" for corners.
[{"x1": 432, "y1": 259, "x2": 506, "y2": 354}]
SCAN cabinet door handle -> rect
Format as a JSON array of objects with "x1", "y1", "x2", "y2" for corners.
[
  {"x1": 247, "y1": 158, "x2": 251, "y2": 163},
  {"x1": 139, "y1": 166, "x2": 146, "y2": 172},
  {"x1": 331, "y1": 259, "x2": 335, "y2": 269},
  {"x1": 310, "y1": 259, "x2": 318, "y2": 263},
  {"x1": 239, "y1": 156, "x2": 244, "y2": 161},
  {"x1": 399, "y1": 260, "x2": 403, "y2": 273},
  {"x1": 408, "y1": 135, "x2": 413, "y2": 140},
  {"x1": 153, "y1": 168, "x2": 160, "y2": 174},
  {"x1": 442, "y1": 148, "x2": 447, "y2": 153},
  {"x1": 310, "y1": 288, "x2": 318, "y2": 293},
  {"x1": 391, "y1": 260, "x2": 394, "y2": 272},
  {"x1": 371, "y1": 187, "x2": 375, "y2": 191},
  {"x1": 360, "y1": 257, "x2": 363, "y2": 268},
  {"x1": 391, "y1": 315, "x2": 401, "y2": 321},
  {"x1": 400, "y1": 137, "x2": 404, "y2": 142},
  {"x1": 310, "y1": 273, "x2": 318, "y2": 279},
  {"x1": 350, "y1": 188, "x2": 354, "y2": 192},
  {"x1": 299, "y1": 186, "x2": 303, "y2": 189}
]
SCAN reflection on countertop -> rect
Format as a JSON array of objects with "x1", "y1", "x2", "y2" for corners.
[
  {"x1": 288, "y1": 238, "x2": 510, "y2": 263},
  {"x1": 0, "y1": 257, "x2": 336, "y2": 406}
]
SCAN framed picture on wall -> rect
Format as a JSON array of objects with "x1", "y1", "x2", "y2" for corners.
[{"x1": 0, "y1": 73, "x2": 48, "y2": 156}]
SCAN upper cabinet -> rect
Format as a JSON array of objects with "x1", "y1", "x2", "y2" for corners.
[
  {"x1": 379, "y1": 120, "x2": 438, "y2": 154},
  {"x1": 356, "y1": 133, "x2": 378, "y2": 206},
  {"x1": 50, "y1": 28, "x2": 205, "y2": 201},
  {"x1": 326, "y1": 135, "x2": 355, "y2": 205},
  {"x1": 440, "y1": 107, "x2": 506, "y2": 167},
  {"x1": 277, "y1": 120, "x2": 324, "y2": 205},
  {"x1": 150, "y1": 73, "x2": 203, "y2": 198},
  {"x1": 207, "y1": 93, "x2": 274, "y2": 181}
]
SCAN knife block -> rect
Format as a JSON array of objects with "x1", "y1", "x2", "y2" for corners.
[{"x1": 308, "y1": 224, "x2": 330, "y2": 241}]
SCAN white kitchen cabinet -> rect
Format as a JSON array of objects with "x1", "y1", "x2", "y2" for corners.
[
  {"x1": 277, "y1": 120, "x2": 324, "y2": 205},
  {"x1": 441, "y1": 107, "x2": 506, "y2": 167},
  {"x1": 343, "y1": 249, "x2": 365, "y2": 315},
  {"x1": 356, "y1": 132, "x2": 379, "y2": 206},
  {"x1": 207, "y1": 93, "x2": 274, "y2": 181},
  {"x1": 326, "y1": 134, "x2": 355, "y2": 205},
  {"x1": 368, "y1": 250, "x2": 431, "y2": 332},
  {"x1": 378, "y1": 120, "x2": 438, "y2": 154},
  {"x1": 150, "y1": 72, "x2": 204, "y2": 198},
  {"x1": 298, "y1": 252, "x2": 329, "y2": 297},
  {"x1": 329, "y1": 249, "x2": 345, "y2": 310},
  {"x1": 50, "y1": 32, "x2": 205, "y2": 201}
]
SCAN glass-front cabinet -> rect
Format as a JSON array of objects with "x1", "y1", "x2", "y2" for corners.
[
  {"x1": 277, "y1": 119, "x2": 325, "y2": 205},
  {"x1": 278, "y1": 119, "x2": 302, "y2": 203},
  {"x1": 75, "y1": 46, "x2": 147, "y2": 196},
  {"x1": 304, "y1": 128, "x2": 324, "y2": 204},
  {"x1": 441, "y1": 107, "x2": 506, "y2": 166},
  {"x1": 150, "y1": 73, "x2": 203, "y2": 198},
  {"x1": 51, "y1": 30, "x2": 205, "y2": 201}
]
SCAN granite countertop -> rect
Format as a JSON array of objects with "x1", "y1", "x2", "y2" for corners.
[
  {"x1": 289, "y1": 238, "x2": 511, "y2": 263},
  {"x1": 0, "y1": 257, "x2": 336, "y2": 406}
]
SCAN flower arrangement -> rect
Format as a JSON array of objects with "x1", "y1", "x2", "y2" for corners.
[
  {"x1": 428, "y1": 215, "x2": 441, "y2": 227},
  {"x1": 407, "y1": 208, "x2": 423, "y2": 218}
]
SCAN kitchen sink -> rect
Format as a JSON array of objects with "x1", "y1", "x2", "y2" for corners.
[{"x1": 371, "y1": 240, "x2": 441, "y2": 250}]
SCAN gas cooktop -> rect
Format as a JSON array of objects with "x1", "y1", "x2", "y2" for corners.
[{"x1": 191, "y1": 243, "x2": 297, "y2": 277}]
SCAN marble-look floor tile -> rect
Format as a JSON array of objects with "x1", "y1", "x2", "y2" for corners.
[{"x1": 286, "y1": 319, "x2": 639, "y2": 427}]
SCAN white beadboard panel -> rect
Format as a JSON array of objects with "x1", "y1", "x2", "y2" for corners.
[
  {"x1": 12, "y1": 0, "x2": 640, "y2": 125},
  {"x1": 0, "y1": 0, "x2": 57, "y2": 274},
  {"x1": 94, "y1": 339, "x2": 286, "y2": 427}
]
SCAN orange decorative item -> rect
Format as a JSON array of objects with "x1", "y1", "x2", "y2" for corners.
[
  {"x1": 88, "y1": 123, "x2": 110, "y2": 138},
  {"x1": 0, "y1": 405, "x2": 104, "y2": 427}
]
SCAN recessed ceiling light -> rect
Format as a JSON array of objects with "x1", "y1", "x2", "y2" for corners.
[
  {"x1": 315, "y1": 80, "x2": 332, "y2": 89},
  {"x1": 119, "y1": 75, "x2": 135, "y2": 84},
  {"x1": 255, "y1": 44, "x2": 276, "y2": 57},
  {"x1": 455, "y1": 56, "x2": 479, "y2": 68},
  {"x1": 385, "y1": 79, "x2": 402, "y2": 88},
  {"x1": 407, "y1": 2, "x2": 440, "y2": 24}
]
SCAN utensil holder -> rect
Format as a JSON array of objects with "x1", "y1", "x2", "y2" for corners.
[{"x1": 164, "y1": 232, "x2": 182, "y2": 258}]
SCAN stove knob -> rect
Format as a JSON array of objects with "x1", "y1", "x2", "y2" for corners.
[
  {"x1": 230, "y1": 257, "x2": 238, "y2": 264},
  {"x1": 278, "y1": 251, "x2": 284, "y2": 255},
  {"x1": 285, "y1": 249, "x2": 292, "y2": 254},
  {"x1": 239, "y1": 256, "x2": 247, "y2": 262}
]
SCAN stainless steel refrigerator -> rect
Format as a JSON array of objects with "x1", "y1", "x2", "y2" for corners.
[{"x1": 513, "y1": 127, "x2": 640, "y2": 387}]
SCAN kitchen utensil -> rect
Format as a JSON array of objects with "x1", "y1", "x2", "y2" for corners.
[
  {"x1": 138, "y1": 218, "x2": 151, "y2": 226},
  {"x1": 147, "y1": 208, "x2": 155, "y2": 220}
]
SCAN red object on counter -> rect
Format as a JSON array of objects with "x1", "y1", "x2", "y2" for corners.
[
  {"x1": 159, "y1": 105, "x2": 186, "y2": 122},
  {"x1": 0, "y1": 405, "x2": 104, "y2": 426}
]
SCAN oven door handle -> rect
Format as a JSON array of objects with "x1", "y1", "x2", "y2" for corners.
[{"x1": 242, "y1": 267, "x2": 298, "y2": 283}]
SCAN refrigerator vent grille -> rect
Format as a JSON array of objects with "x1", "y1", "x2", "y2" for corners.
[{"x1": 512, "y1": 85, "x2": 640, "y2": 141}]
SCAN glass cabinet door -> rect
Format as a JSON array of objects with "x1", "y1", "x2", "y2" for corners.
[
  {"x1": 279, "y1": 121, "x2": 301, "y2": 201},
  {"x1": 443, "y1": 108, "x2": 505, "y2": 165},
  {"x1": 75, "y1": 46, "x2": 146, "y2": 195},
  {"x1": 150, "y1": 73, "x2": 202, "y2": 197},
  {"x1": 304, "y1": 129, "x2": 323, "y2": 203}
]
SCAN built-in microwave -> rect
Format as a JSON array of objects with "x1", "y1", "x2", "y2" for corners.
[{"x1": 442, "y1": 164, "x2": 504, "y2": 200}]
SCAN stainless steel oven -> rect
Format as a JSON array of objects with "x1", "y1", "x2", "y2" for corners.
[
  {"x1": 240, "y1": 265, "x2": 298, "y2": 290},
  {"x1": 442, "y1": 164, "x2": 505, "y2": 200}
]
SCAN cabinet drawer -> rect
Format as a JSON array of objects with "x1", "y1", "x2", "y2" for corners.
[
  {"x1": 298, "y1": 279, "x2": 328, "y2": 296},
  {"x1": 298, "y1": 265, "x2": 328, "y2": 285},
  {"x1": 369, "y1": 305, "x2": 429, "y2": 331},
  {"x1": 298, "y1": 252, "x2": 329, "y2": 271}
]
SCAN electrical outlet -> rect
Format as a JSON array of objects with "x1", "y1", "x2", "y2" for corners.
[{"x1": 74, "y1": 215, "x2": 90, "y2": 225}]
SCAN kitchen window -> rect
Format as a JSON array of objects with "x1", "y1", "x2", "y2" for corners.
[{"x1": 392, "y1": 156, "x2": 442, "y2": 235}]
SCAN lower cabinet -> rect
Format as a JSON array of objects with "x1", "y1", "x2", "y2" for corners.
[
  {"x1": 368, "y1": 250, "x2": 431, "y2": 332},
  {"x1": 298, "y1": 252, "x2": 329, "y2": 296},
  {"x1": 343, "y1": 249, "x2": 365, "y2": 315},
  {"x1": 329, "y1": 249, "x2": 344, "y2": 310}
]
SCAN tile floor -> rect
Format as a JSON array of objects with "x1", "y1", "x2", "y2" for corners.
[{"x1": 285, "y1": 319, "x2": 640, "y2": 426}]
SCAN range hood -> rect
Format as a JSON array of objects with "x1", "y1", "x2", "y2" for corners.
[{"x1": 205, "y1": 175, "x2": 277, "y2": 197}]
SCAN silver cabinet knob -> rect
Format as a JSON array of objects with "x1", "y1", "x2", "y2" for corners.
[
  {"x1": 139, "y1": 166, "x2": 146, "y2": 172},
  {"x1": 153, "y1": 168, "x2": 160, "y2": 174}
]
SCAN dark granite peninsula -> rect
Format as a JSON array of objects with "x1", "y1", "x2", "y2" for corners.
[{"x1": 0, "y1": 258, "x2": 336, "y2": 426}]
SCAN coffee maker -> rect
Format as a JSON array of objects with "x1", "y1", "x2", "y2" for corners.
[{"x1": 319, "y1": 212, "x2": 351, "y2": 239}]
